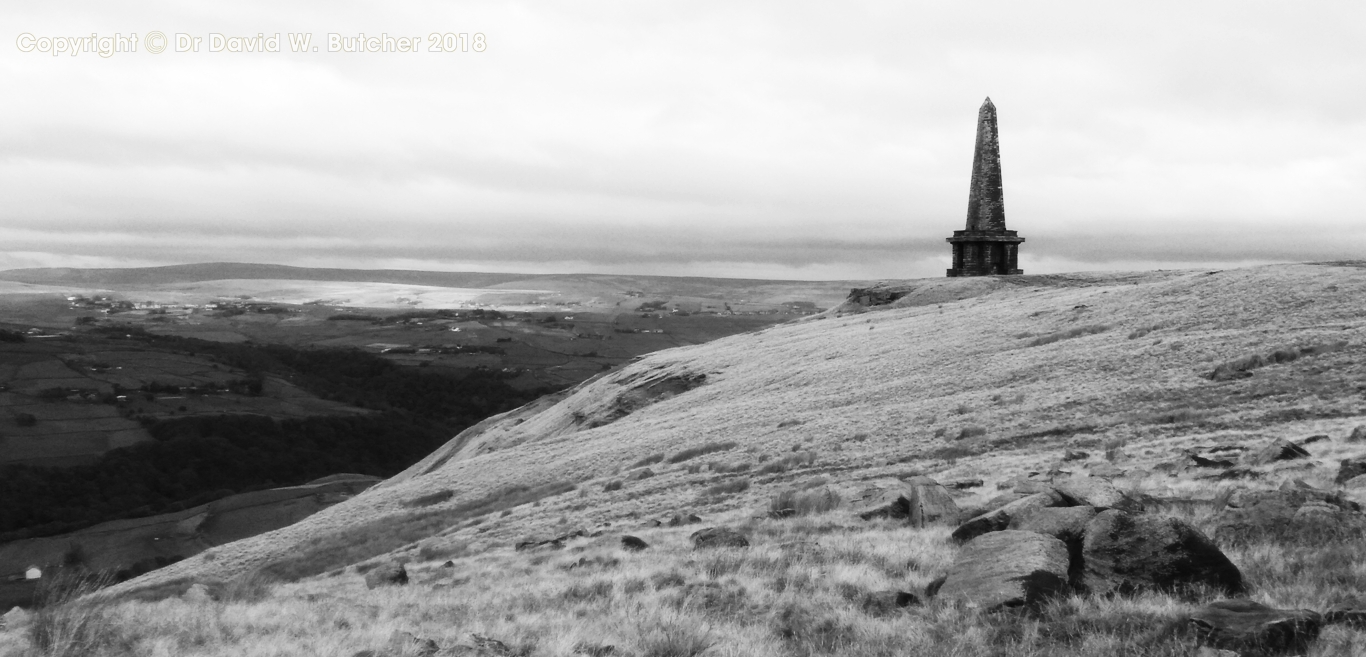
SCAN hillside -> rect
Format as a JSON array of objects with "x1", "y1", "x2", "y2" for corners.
[{"x1": 14, "y1": 262, "x2": 1366, "y2": 656}]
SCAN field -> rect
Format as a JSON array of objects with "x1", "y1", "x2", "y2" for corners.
[{"x1": 5, "y1": 262, "x2": 1366, "y2": 656}]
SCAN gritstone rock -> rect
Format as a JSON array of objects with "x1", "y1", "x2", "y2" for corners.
[
  {"x1": 1335, "y1": 457, "x2": 1366, "y2": 485},
  {"x1": 183, "y1": 583, "x2": 212, "y2": 603},
  {"x1": 1325, "y1": 596, "x2": 1366, "y2": 628},
  {"x1": 1054, "y1": 475, "x2": 1142, "y2": 511},
  {"x1": 1009, "y1": 505, "x2": 1097, "y2": 542},
  {"x1": 855, "y1": 476, "x2": 960, "y2": 527},
  {"x1": 1082, "y1": 510, "x2": 1243, "y2": 596},
  {"x1": 952, "y1": 490, "x2": 1065, "y2": 544},
  {"x1": 690, "y1": 527, "x2": 749, "y2": 549},
  {"x1": 1348, "y1": 425, "x2": 1366, "y2": 443},
  {"x1": 860, "y1": 590, "x2": 921, "y2": 616},
  {"x1": 620, "y1": 535, "x2": 649, "y2": 551},
  {"x1": 667, "y1": 513, "x2": 702, "y2": 526},
  {"x1": 1188, "y1": 599, "x2": 1321, "y2": 656},
  {"x1": 1213, "y1": 488, "x2": 1364, "y2": 546},
  {"x1": 364, "y1": 561, "x2": 409, "y2": 589},
  {"x1": 937, "y1": 530, "x2": 1070, "y2": 610},
  {"x1": 1248, "y1": 438, "x2": 1310, "y2": 466}
]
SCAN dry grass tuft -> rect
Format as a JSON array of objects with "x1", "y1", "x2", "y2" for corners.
[{"x1": 668, "y1": 441, "x2": 739, "y2": 464}]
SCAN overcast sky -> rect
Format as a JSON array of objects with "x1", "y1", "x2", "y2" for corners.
[{"x1": 2, "y1": 1, "x2": 1362, "y2": 280}]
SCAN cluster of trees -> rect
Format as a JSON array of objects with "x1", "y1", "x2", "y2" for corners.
[{"x1": 0, "y1": 333, "x2": 560, "y2": 542}]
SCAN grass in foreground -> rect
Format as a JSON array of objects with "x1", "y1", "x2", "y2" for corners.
[{"x1": 13, "y1": 472, "x2": 1366, "y2": 657}]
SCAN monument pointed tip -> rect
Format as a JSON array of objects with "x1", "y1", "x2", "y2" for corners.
[{"x1": 983, "y1": 96, "x2": 994, "y2": 105}]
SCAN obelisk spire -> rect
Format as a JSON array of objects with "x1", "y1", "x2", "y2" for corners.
[{"x1": 964, "y1": 97, "x2": 1005, "y2": 232}]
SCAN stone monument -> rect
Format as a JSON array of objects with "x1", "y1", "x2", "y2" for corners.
[{"x1": 946, "y1": 97, "x2": 1024, "y2": 276}]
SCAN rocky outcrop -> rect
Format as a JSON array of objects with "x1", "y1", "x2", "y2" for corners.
[
  {"x1": 1188, "y1": 599, "x2": 1321, "y2": 656},
  {"x1": 936, "y1": 530, "x2": 1070, "y2": 610},
  {"x1": 1009, "y1": 506, "x2": 1097, "y2": 543},
  {"x1": 1213, "y1": 487, "x2": 1365, "y2": 546},
  {"x1": 856, "y1": 477, "x2": 959, "y2": 527},
  {"x1": 690, "y1": 527, "x2": 748, "y2": 549},
  {"x1": 1054, "y1": 476, "x2": 1141, "y2": 511},
  {"x1": 1082, "y1": 510, "x2": 1243, "y2": 596},
  {"x1": 951, "y1": 490, "x2": 1065, "y2": 544}
]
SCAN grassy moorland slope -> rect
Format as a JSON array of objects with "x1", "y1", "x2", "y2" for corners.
[{"x1": 9, "y1": 262, "x2": 1366, "y2": 656}]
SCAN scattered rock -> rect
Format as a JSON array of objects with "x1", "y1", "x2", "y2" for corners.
[
  {"x1": 1298, "y1": 434, "x2": 1330, "y2": 446},
  {"x1": 620, "y1": 535, "x2": 649, "y2": 551},
  {"x1": 469, "y1": 633, "x2": 514, "y2": 656},
  {"x1": 860, "y1": 590, "x2": 921, "y2": 616},
  {"x1": 690, "y1": 527, "x2": 749, "y2": 549},
  {"x1": 855, "y1": 476, "x2": 960, "y2": 527},
  {"x1": 515, "y1": 529, "x2": 588, "y2": 551},
  {"x1": 1086, "y1": 462, "x2": 1126, "y2": 479},
  {"x1": 183, "y1": 582, "x2": 212, "y2": 603},
  {"x1": 1054, "y1": 475, "x2": 1141, "y2": 511},
  {"x1": 1324, "y1": 596, "x2": 1366, "y2": 628},
  {"x1": 1349, "y1": 425, "x2": 1366, "y2": 443},
  {"x1": 1082, "y1": 510, "x2": 1243, "y2": 596},
  {"x1": 1188, "y1": 599, "x2": 1321, "y2": 656},
  {"x1": 944, "y1": 478, "x2": 984, "y2": 490},
  {"x1": 632, "y1": 468, "x2": 656, "y2": 480},
  {"x1": 1214, "y1": 488, "x2": 1365, "y2": 545},
  {"x1": 1062, "y1": 449, "x2": 1089, "y2": 462},
  {"x1": 937, "y1": 530, "x2": 1071, "y2": 611},
  {"x1": 364, "y1": 561, "x2": 409, "y2": 589},
  {"x1": 573, "y1": 641, "x2": 619, "y2": 656},
  {"x1": 1186, "y1": 451, "x2": 1237, "y2": 469},
  {"x1": 951, "y1": 490, "x2": 1065, "y2": 544},
  {"x1": 1335, "y1": 457, "x2": 1366, "y2": 485},
  {"x1": 442, "y1": 560, "x2": 455, "y2": 568},
  {"x1": 388, "y1": 630, "x2": 440, "y2": 657},
  {"x1": 667, "y1": 513, "x2": 702, "y2": 527},
  {"x1": 1344, "y1": 474, "x2": 1366, "y2": 490},
  {"x1": 1012, "y1": 479, "x2": 1058, "y2": 495},
  {"x1": 1248, "y1": 438, "x2": 1310, "y2": 466}
]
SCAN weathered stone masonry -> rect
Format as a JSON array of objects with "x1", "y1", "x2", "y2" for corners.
[{"x1": 947, "y1": 97, "x2": 1024, "y2": 277}]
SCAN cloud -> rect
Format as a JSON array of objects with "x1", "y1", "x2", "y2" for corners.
[{"x1": 1, "y1": 1, "x2": 1363, "y2": 279}]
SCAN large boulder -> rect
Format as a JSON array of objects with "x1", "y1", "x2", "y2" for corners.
[
  {"x1": 1348, "y1": 425, "x2": 1366, "y2": 443},
  {"x1": 364, "y1": 561, "x2": 409, "y2": 589},
  {"x1": 1082, "y1": 510, "x2": 1243, "y2": 596},
  {"x1": 1009, "y1": 505, "x2": 1097, "y2": 543},
  {"x1": 936, "y1": 530, "x2": 1071, "y2": 611},
  {"x1": 855, "y1": 476, "x2": 960, "y2": 527},
  {"x1": 1188, "y1": 599, "x2": 1321, "y2": 656},
  {"x1": 1054, "y1": 475, "x2": 1142, "y2": 511},
  {"x1": 951, "y1": 490, "x2": 1065, "y2": 544},
  {"x1": 620, "y1": 536, "x2": 649, "y2": 551},
  {"x1": 1335, "y1": 457, "x2": 1366, "y2": 485},
  {"x1": 690, "y1": 527, "x2": 749, "y2": 549},
  {"x1": 1248, "y1": 438, "x2": 1310, "y2": 466}
]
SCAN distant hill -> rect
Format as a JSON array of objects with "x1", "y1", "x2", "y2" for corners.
[
  {"x1": 0, "y1": 263, "x2": 862, "y2": 296},
  {"x1": 0, "y1": 263, "x2": 531, "y2": 289}
]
